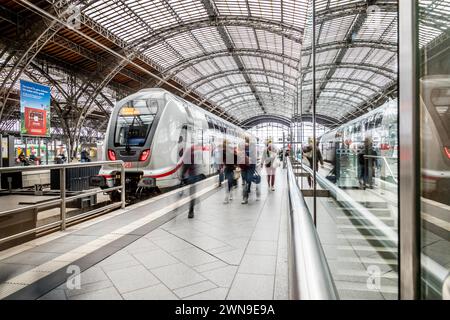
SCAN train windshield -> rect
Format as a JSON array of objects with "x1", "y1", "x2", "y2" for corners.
[
  {"x1": 114, "y1": 99, "x2": 159, "y2": 147},
  {"x1": 431, "y1": 87, "x2": 450, "y2": 140}
]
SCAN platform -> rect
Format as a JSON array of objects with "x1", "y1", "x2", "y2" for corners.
[{"x1": 0, "y1": 170, "x2": 288, "y2": 300}]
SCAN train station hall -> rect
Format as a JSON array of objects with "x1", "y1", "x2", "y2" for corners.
[{"x1": 0, "y1": 0, "x2": 449, "y2": 305}]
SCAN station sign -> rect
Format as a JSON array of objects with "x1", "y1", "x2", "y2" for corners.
[{"x1": 20, "y1": 80, "x2": 51, "y2": 137}]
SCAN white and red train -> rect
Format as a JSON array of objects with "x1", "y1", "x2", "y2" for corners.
[{"x1": 90, "y1": 88, "x2": 251, "y2": 199}]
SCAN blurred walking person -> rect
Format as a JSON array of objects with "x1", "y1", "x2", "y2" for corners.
[
  {"x1": 180, "y1": 143, "x2": 198, "y2": 218},
  {"x1": 222, "y1": 139, "x2": 237, "y2": 203},
  {"x1": 262, "y1": 143, "x2": 277, "y2": 191},
  {"x1": 239, "y1": 136, "x2": 257, "y2": 204},
  {"x1": 302, "y1": 139, "x2": 324, "y2": 187}
]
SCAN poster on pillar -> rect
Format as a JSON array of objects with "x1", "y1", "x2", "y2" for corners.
[{"x1": 20, "y1": 80, "x2": 51, "y2": 137}]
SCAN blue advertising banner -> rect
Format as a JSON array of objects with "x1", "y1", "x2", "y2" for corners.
[{"x1": 20, "y1": 80, "x2": 51, "y2": 137}]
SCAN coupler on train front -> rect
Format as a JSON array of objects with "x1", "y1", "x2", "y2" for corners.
[{"x1": 89, "y1": 172, "x2": 158, "y2": 202}]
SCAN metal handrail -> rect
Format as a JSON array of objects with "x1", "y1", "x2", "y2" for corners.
[
  {"x1": 364, "y1": 155, "x2": 398, "y2": 184},
  {"x1": 286, "y1": 157, "x2": 338, "y2": 300},
  {"x1": 0, "y1": 160, "x2": 125, "y2": 245}
]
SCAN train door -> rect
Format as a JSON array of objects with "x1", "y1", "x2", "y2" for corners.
[{"x1": 195, "y1": 128, "x2": 204, "y2": 167}]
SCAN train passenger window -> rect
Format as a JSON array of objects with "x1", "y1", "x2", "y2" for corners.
[
  {"x1": 367, "y1": 115, "x2": 375, "y2": 129},
  {"x1": 430, "y1": 87, "x2": 450, "y2": 139},
  {"x1": 362, "y1": 118, "x2": 368, "y2": 131},
  {"x1": 114, "y1": 98, "x2": 159, "y2": 147},
  {"x1": 374, "y1": 113, "x2": 383, "y2": 127}
]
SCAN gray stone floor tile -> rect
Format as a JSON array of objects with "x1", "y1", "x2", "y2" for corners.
[
  {"x1": 246, "y1": 240, "x2": 278, "y2": 256},
  {"x1": 78, "y1": 266, "x2": 109, "y2": 285},
  {"x1": 105, "y1": 264, "x2": 160, "y2": 294},
  {"x1": 223, "y1": 237, "x2": 250, "y2": 249},
  {"x1": 336, "y1": 288, "x2": 384, "y2": 300},
  {"x1": 70, "y1": 287, "x2": 123, "y2": 300},
  {"x1": 122, "y1": 283, "x2": 178, "y2": 300},
  {"x1": 65, "y1": 279, "x2": 114, "y2": 298},
  {"x1": 98, "y1": 250, "x2": 136, "y2": 266},
  {"x1": 97, "y1": 250, "x2": 141, "y2": 272},
  {"x1": 151, "y1": 263, "x2": 206, "y2": 290},
  {"x1": 28, "y1": 241, "x2": 84, "y2": 254},
  {"x1": 124, "y1": 237, "x2": 160, "y2": 255},
  {"x1": 54, "y1": 234, "x2": 98, "y2": 244},
  {"x1": 132, "y1": 249, "x2": 179, "y2": 269},
  {"x1": 38, "y1": 289, "x2": 67, "y2": 300},
  {"x1": 99, "y1": 258, "x2": 141, "y2": 273},
  {"x1": 202, "y1": 265, "x2": 238, "y2": 288},
  {"x1": 144, "y1": 229, "x2": 174, "y2": 241},
  {"x1": 170, "y1": 247, "x2": 218, "y2": 267},
  {"x1": 186, "y1": 236, "x2": 228, "y2": 251},
  {"x1": 153, "y1": 237, "x2": 193, "y2": 252},
  {"x1": 173, "y1": 280, "x2": 217, "y2": 298},
  {"x1": 238, "y1": 255, "x2": 277, "y2": 275},
  {"x1": 2, "y1": 252, "x2": 60, "y2": 266},
  {"x1": 251, "y1": 229, "x2": 279, "y2": 241},
  {"x1": 193, "y1": 261, "x2": 229, "y2": 273},
  {"x1": 184, "y1": 287, "x2": 228, "y2": 300},
  {"x1": 214, "y1": 249, "x2": 245, "y2": 265},
  {"x1": 227, "y1": 274, "x2": 274, "y2": 300},
  {"x1": 207, "y1": 245, "x2": 236, "y2": 255}
]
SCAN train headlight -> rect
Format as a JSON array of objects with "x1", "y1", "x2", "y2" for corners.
[
  {"x1": 108, "y1": 149, "x2": 116, "y2": 161},
  {"x1": 139, "y1": 149, "x2": 151, "y2": 162}
]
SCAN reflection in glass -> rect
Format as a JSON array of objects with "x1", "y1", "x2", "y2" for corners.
[
  {"x1": 419, "y1": 0, "x2": 450, "y2": 299},
  {"x1": 295, "y1": 0, "x2": 399, "y2": 299}
]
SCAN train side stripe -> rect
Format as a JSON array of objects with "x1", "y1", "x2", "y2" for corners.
[{"x1": 145, "y1": 161, "x2": 184, "y2": 179}]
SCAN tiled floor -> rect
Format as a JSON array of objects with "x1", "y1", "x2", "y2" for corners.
[{"x1": 41, "y1": 169, "x2": 289, "y2": 300}]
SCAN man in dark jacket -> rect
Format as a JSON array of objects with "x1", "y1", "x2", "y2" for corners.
[
  {"x1": 239, "y1": 137, "x2": 256, "y2": 204},
  {"x1": 222, "y1": 140, "x2": 237, "y2": 203}
]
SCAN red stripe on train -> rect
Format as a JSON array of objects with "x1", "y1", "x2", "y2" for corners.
[{"x1": 145, "y1": 161, "x2": 184, "y2": 179}]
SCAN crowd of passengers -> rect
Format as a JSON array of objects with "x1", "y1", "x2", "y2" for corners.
[{"x1": 212, "y1": 137, "x2": 283, "y2": 205}]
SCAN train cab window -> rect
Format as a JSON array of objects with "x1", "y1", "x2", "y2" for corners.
[{"x1": 114, "y1": 98, "x2": 159, "y2": 147}]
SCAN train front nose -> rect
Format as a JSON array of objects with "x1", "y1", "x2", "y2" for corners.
[{"x1": 107, "y1": 147, "x2": 151, "y2": 164}]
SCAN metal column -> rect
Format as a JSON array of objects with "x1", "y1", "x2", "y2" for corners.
[
  {"x1": 399, "y1": 0, "x2": 420, "y2": 300},
  {"x1": 60, "y1": 167, "x2": 66, "y2": 230}
]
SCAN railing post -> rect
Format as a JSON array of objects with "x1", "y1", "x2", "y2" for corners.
[
  {"x1": 121, "y1": 163, "x2": 125, "y2": 209},
  {"x1": 60, "y1": 167, "x2": 66, "y2": 230}
]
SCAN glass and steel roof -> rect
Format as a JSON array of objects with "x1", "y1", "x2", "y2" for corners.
[
  {"x1": 418, "y1": 0, "x2": 450, "y2": 48},
  {"x1": 2, "y1": 0, "x2": 448, "y2": 130},
  {"x1": 300, "y1": 0, "x2": 398, "y2": 126},
  {"x1": 82, "y1": 0, "x2": 308, "y2": 123}
]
